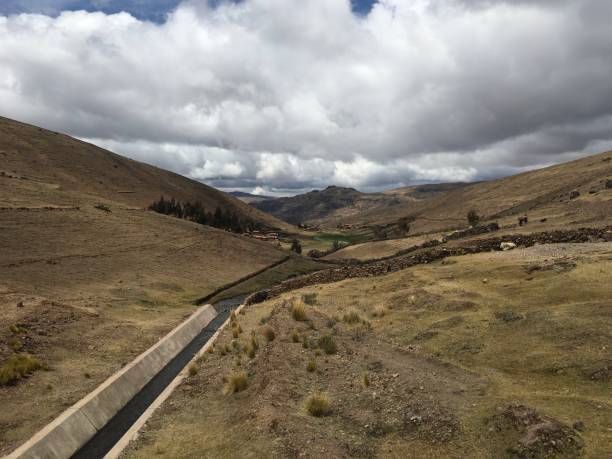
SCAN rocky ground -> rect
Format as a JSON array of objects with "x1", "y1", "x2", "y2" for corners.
[{"x1": 123, "y1": 241, "x2": 612, "y2": 458}]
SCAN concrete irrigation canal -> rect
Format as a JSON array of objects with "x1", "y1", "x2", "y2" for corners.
[{"x1": 71, "y1": 295, "x2": 246, "y2": 459}]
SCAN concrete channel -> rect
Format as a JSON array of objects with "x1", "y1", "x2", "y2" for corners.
[{"x1": 71, "y1": 295, "x2": 246, "y2": 459}]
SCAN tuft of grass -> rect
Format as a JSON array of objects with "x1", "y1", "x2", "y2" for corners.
[
  {"x1": 292, "y1": 330, "x2": 300, "y2": 343},
  {"x1": 232, "y1": 328, "x2": 240, "y2": 338},
  {"x1": 224, "y1": 343, "x2": 232, "y2": 354},
  {"x1": 343, "y1": 310, "x2": 362, "y2": 324},
  {"x1": 224, "y1": 371, "x2": 248, "y2": 394},
  {"x1": 363, "y1": 372, "x2": 370, "y2": 387},
  {"x1": 207, "y1": 345, "x2": 214, "y2": 354},
  {"x1": 306, "y1": 360, "x2": 317, "y2": 372},
  {"x1": 262, "y1": 326, "x2": 275, "y2": 342},
  {"x1": 243, "y1": 342, "x2": 256, "y2": 359},
  {"x1": 318, "y1": 335, "x2": 338, "y2": 355},
  {"x1": 302, "y1": 293, "x2": 317, "y2": 305},
  {"x1": 188, "y1": 363, "x2": 198, "y2": 376},
  {"x1": 291, "y1": 300, "x2": 308, "y2": 321},
  {"x1": 250, "y1": 333, "x2": 260, "y2": 351},
  {"x1": 232, "y1": 340, "x2": 240, "y2": 350},
  {"x1": 0, "y1": 354, "x2": 42, "y2": 386},
  {"x1": 302, "y1": 336, "x2": 309, "y2": 349},
  {"x1": 9, "y1": 324, "x2": 27, "y2": 334},
  {"x1": 371, "y1": 305, "x2": 387, "y2": 318},
  {"x1": 8, "y1": 337, "x2": 23, "y2": 351},
  {"x1": 230, "y1": 311, "x2": 237, "y2": 322},
  {"x1": 305, "y1": 392, "x2": 332, "y2": 417}
]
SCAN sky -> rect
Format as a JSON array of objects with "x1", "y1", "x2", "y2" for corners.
[{"x1": 1, "y1": 0, "x2": 611, "y2": 196}]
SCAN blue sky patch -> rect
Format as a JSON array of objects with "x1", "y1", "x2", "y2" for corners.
[{"x1": 0, "y1": 0, "x2": 378, "y2": 22}]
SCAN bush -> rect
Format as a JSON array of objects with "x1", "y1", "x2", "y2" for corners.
[
  {"x1": 318, "y1": 335, "x2": 337, "y2": 355},
  {"x1": 291, "y1": 300, "x2": 308, "y2": 321},
  {"x1": 224, "y1": 371, "x2": 248, "y2": 394},
  {"x1": 0, "y1": 354, "x2": 42, "y2": 386},
  {"x1": 243, "y1": 342, "x2": 256, "y2": 359},
  {"x1": 467, "y1": 209, "x2": 480, "y2": 226},
  {"x1": 306, "y1": 360, "x2": 317, "y2": 372},
  {"x1": 292, "y1": 330, "x2": 300, "y2": 343},
  {"x1": 306, "y1": 393, "x2": 332, "y2": 417},
  {"x1": 302, "y1": 293, "x2": 317, "y2": 305},
  {"x1": 188, "y1": 363, "x2": 198, "y2": 376},
  {"x1": 262, "y1": 326, "x2": 275, "y2": 342},
  {"x1": 343, "y1": 310, "x2": 361, "y2": 324},
  {"x1": 291, "y1": 239, "x2": 302, "y2": 254}
]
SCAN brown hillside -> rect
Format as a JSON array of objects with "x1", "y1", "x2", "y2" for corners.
[
  {"x1": 0, "y1": 116, "x2": 290, "y2": 230},
  {"x1": 343, "y1": 151, "x2": 612, "y2": 233},
  {"x1": 0, "y1": 116, "x2": 294, "y2": 454}
]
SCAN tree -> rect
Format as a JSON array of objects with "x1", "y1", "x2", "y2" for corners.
[
  {"x1": 467, "y1": 209, "x2": 480, "y2": 227},
  {"x1": 291, "y1": 239, "x2": 302, "y2": 254},
  {"x1": 397, "y1": 217, "x2": 410, "y2": 236}
]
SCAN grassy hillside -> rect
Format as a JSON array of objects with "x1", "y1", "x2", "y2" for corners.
[
  {"x1": 342, "y1": 152, "x2": 612, "y2": 234},
  {"x1": 0, "y1": 117, "x2": 292, "y2": 454},
  {"x1": 0, "y1": 116, "x2": 290, "y2": 231},
  {"x1": 124, "y1": 242, "x2": 612, "y2": 458}
]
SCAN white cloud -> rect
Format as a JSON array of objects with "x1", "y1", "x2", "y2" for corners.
[{"x1": 1, "y1": 0, "x2": 611, "y2": 193}]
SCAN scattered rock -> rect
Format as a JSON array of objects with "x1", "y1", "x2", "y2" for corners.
[
  {"x1": 16, "y1": 301, "x2": 24, "y2": 308},
  {"x1": 495, "y1": 311, "x2": 524, "y2": 323},
  {"x1": 572, "y1": 421, "x2": 585, "y2": 432},
  {"x1": 501, "y1": 242, "x2": 517, "y2": 251},
  {"x1": 569, "y1": 191, "x2": 580, "y2": 199},
  {"x1": 489, "y1": 405, "x2": 583, "y2": 458}
]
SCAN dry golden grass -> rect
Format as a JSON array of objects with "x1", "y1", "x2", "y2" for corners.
[
  {"x1": 306, "y1": 360, "x2": 317, "y2": 373},
  {"x1": 290, "y1": 299, "x2": 308, "y2": 321},
  {"x1": 0, "y1": 354, "x2": 42, "y2": 386},
  {"x1": 305, "y1": 393, "x2": 332, "y2": 417},
  {"x1": 224, "y1": 371, "x2": 248, "y2": 395},
  {"x1": 317, "y1": 335, "x2": 337, "y2": 355},
  {"x1": 261, "y1": 326, "x2": 275, "y2": 342}
]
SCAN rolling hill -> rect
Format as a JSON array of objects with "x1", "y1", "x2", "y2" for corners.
[
  {"x1": 252, "y1": 185, "x2": 402, "y2": 225},
  {"x1": 0, "y1": 116, "x2": 289, "y2": 231},
  {"x1": 0, "y1": 116, "x2": 293, "y2": 454},
  {"x1": 336, "y1": 152, "x2": 612, "y2": 235},
  {"x1": 229, "y1": 191, "x2": 277, "y2": 204}
]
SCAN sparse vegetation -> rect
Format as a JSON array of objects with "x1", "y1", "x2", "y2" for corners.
[
  {"x1": 305, "y1": 393, "x2": 332, "y2": 417},
  {"x1": 224, "y1": 371, "x2": 248, "y2": 395},
  {"x1": 290, "y1": 239, "x2": 302, "y2": 254},
  {"x1": 318, "y1": 335, "x2": 337, "y2": 355},
  {"x1": 291, "y1": 330, "x2": 300, "y2": 343},
  {"x1": 371, "y1": 305, "x2": 387, "y2": 318},
  {"x1": 362, "y1": 372, "x2": 370, "y2": 387},
  {"x1": 0, "y1": 354, "x2": 42, "y2": 386},
  {"x1": 188, "y1": 363, "x2": 198, "y2": 376},
  {"x1": 467, "y1": 209, "x2": 480, "y2": 226},
  {"x1": 262, "y1": 326, "x2": 275, "y2": 342},
  {"x1": 306, "y1": 360, "x2": 317, "y2": 372},
  {"x1": 342, "y1": 310, "x2": 362, "y2": 324},
  {"x1": 291, "y1": 300, "x2": 308, "y2": 321},
  {"x1": 302, "y1": 293, "x2": 317, "y2": 305}
]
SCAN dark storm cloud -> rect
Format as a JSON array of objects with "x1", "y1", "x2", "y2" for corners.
[{"x1": 0, "y1": 0, "x2": 611, "y2": 194}]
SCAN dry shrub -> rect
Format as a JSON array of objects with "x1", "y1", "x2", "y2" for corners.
[
  {"x1": 262, "y1": 326, "x2": 275, "y2": 342},
  {"x1": 318, "y1": 335, "x2": 337, "y2": 355},
  {"x1": 188, "y1": 363, "x2": 198, "y2": 376},
  {"x1": 302, "y1": 336, "x2": 309, "y2": 349},
  {"x1": 291, "y1": 300, "x2": 308, "y2": 321},
  {"x1": 224, "y1": 371, "x2": 248, "y2": 394},
  {"x1": 302, "y1": 293, "x2": 317, "y2": 305},
  {"x1": 0, "y1": 354, "x2": 42, "y2": 386},
  {"x1": 230, "y1": 311, "x2": 237, "y2": 322},
  {"x1": 243, "y1": 342, "x2": 256, "y2": 359},
  {"x1": 292, "y1": 330, "x2": 300, "y2": 343},
  {"x1": 306, "y1": 393, "x2": 332, "y2": 417},
  {"x1": 232, "y1": 328, "x2": 240, "y2": 338},
  {"x1": 363, "y1": 372, "x2": 370, "y2": 387},
  {"x1": 307, "y1": 360, "x2": 317, "y2": 372},
  {"x1": 343, "y1": 310, "x2": 361, "y2": 324}
]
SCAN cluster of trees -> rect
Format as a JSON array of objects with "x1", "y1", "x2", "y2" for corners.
[{"x1": 148, "y1": 196, "x2": 262, "y2": 233}]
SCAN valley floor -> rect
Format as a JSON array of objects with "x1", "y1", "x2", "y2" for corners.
[{"x1": 123, "y1": 242, "x2": 612, "y2": 458}]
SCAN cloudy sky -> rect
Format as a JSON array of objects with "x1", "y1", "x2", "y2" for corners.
[{"x1": 1, "y1": 0, "x2": 611, "y2": 195}]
